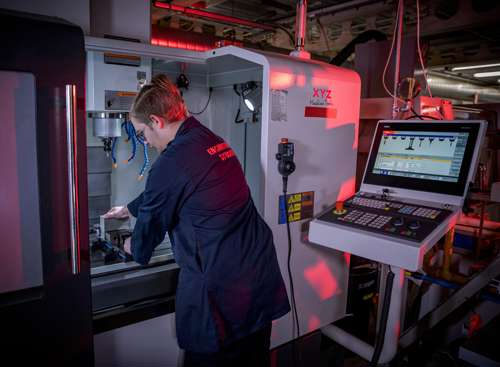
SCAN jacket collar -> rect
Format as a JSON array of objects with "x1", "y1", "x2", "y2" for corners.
[{"x1": 164, "y1": 116, "x2": 200, "y2": 151}]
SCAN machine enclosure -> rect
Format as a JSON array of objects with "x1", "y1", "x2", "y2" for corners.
[{"x1": 85, "y1": 38, "x2": 360, "y2": 363}]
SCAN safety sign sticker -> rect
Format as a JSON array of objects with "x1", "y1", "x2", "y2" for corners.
[
  {"x1": 271, "y1": 89, "x2": 288, "y2": 122},
  {"x1": 278, "y1": 191, "x2": 315, "y2": 224}
]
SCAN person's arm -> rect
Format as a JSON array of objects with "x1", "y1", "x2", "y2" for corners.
[
  {"x1": 131, "y1": 156, "x2": 185, "y2": 265},
  {"x1": 127, "y1": 192, "x2": 144, "y2": 218}
]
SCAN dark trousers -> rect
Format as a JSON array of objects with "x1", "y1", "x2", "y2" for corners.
[{"x1": 184, "y1": 324, "x2": 272, "y2": 367}]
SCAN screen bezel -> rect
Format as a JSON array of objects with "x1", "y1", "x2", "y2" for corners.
[{"x1": 363, "y1": 121, "x2": 480, "y2": 196}]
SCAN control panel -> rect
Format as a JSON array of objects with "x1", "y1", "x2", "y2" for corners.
[
  {"x1": 309, "y1": 120, "x2": 485, "y2": 270},
  {"x1": 317, "y1": 192, "x2": 452, "y2": 243}
]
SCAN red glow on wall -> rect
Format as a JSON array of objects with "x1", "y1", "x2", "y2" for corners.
[
  {"x1": 394, "y1": 320, "x2": 401, "y2": 337},
  {"x1": 296, "y1": 74, "x2": 306, "y2": 87},
  {"x1": 336, "y1": 176, "x2": 356, "y2": 202},
  {"x1": 309, "y1": 73, "x2": 359, "y2": 149},
  {"x1": 343, "y1": 252, "x2": 351, "y2": 267},
  {"x1": 399, "y1": 268, "x2": 405, "y2": 287},
  {"x1": 308, "y1": 315, "x2": 321, "y2": 332},
  {"x1": 304, "y1": 260, "x2": 338, "y2": 300},
  {"x1": 270, "y1": 71, "x2": 294, "y2": 89}
]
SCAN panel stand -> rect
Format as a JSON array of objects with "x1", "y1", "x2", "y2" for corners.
[{"x1": 322, "y1": 265, "x2": 404, "y2": 365}]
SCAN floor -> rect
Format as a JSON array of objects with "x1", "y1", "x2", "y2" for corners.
[{"x1": 271, "y1": 329, "x2": 370, "y2": 367}]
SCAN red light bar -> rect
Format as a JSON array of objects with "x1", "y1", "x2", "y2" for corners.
[
  {"x1": 151, "y1": 37, "x2": 212, "y2": 51},
  {"x1": 153, "y1": 1, "x2": 276, "y2": 31}
]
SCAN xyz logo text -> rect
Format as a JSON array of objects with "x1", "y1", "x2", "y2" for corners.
[{"x1": 312, "y1": 88, "x2": 332, "y2": 99}]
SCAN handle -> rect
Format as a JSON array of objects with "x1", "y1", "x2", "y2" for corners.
[{"x1": 66, "y1": 84, "x2": 80, "y2": 275}]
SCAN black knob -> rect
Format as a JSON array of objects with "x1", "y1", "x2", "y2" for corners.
[
  {"x1": 393, "y1": 217, "x2": 404, "y2": 227},
  {"x1": 408, "y1": 221, "x2": 421, "y2": 230}
]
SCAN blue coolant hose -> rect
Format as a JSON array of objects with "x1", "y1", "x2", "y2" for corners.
[
  {"x1": 123, "y1": 121, "x2": 137, "y2": 163},
  {"x1": 112, "y1": 120, "x2": 149, "y2": 179},
  {"x1": 111, "y1": 137, "x2": 118, "y2": 168},
  {"x1": 136, "y1": 133, "x2": 149, "y2": 180}
]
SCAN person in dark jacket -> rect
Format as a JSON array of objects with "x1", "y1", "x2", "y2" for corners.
[{"x1": 104, "y1": 74, "x2": 290, "y2": 367}]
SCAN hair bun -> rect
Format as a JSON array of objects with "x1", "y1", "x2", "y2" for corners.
[{"x1": 151, "y1": 74, "x2": 173, "y2": 91}]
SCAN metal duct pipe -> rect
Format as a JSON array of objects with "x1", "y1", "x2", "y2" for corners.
[
  {"x1": 418, "y1": 71, "x2": 500, "y2": 103},
  {"x1": 294, "y1": 0, "x2": 307, "y2": 52},
  {"x1": 329, "y1": 30, "x2": 387, "y2": 66}
]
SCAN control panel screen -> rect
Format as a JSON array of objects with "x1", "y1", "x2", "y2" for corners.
[
  {"x1": 372, "y1": 130, "x2": 469, "y2": 183},
  {"x1": 363, "y1": 121, "x2": 482, "y2": 196}
]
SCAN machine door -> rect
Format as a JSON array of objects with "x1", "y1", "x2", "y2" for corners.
[{"x1": 0, "y1": 11, "x2": 93, "y2": 365}]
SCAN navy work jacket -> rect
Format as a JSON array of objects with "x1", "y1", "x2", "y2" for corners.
[{"x1": 127, "y1": 117, "x2": 290, "y2": 353}]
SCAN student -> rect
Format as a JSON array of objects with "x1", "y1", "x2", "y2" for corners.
[{"x1": 104, "y1": 74, "x2": 290, "y2": 367}]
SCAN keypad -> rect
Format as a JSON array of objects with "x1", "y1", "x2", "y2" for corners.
[
  {"x1": 398, "y1": 205, "x2": 417, "y2": 215},
  {"x1": 354, "y1": 213, "x2": 378, "y2": 225},
  {"x1": 319, "y1": 193, "x2": 453, "y2": 243},
  {"x1": 351, "y1": 197, "x2": 388, "y2": 209},
  {"x1": 339, "y1": 210, "x2": 364, "y2": 223},
  {"x1": 368, "y1": 215, "x2": 392, "y2": 229},
  {"x1": 412, "y1": 207, "x2": 441, "y2": 219}
]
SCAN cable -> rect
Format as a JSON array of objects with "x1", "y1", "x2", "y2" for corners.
[
  {"x1": 405, "y1": 106, "x2": 440, "y2": 120},
  {"x1": 243, "y1": 121, "x2": 248, "y2": 175},
  {"x1": 416, "y1": 0, "x2": 445, "y2": 120},
  {"x1": 283, "y1": 178, "x2": 300, "y2": 337},
  {"x1": 330, "y1": 30, "x2": 387, "y2": 66},
  {"x1": 274, "y1": 24, "x2": 295, "y2": 46},
  {"x1": 382, "y1": 0, "x2": 405, "y2": 104},
  {"x1": 317, "y1": 17, "x2": 331, "y2": 53},
  {"x1": 416, "y1": 0, "x2": 432, "y2": 98},
  {"x1": 233, "y1": 85, "x2": 245, "y2": 124},
  {"x1": 189, "y1": 87, "x2": 213, "y2": 115},
  {"x1": 283, "y1": 176, "x2": 300, "y2": 366},
  {"x1": 370, "y1": 269, "x2": 395, "y2": 366}
]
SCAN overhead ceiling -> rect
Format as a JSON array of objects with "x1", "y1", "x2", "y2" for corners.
[{"x1": 152, "y1": 0, "x2": 500, "y2": 87}]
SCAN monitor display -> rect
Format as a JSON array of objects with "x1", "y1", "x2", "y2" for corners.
[
  {"x1": 372, "y1": 130, "x2": 469, "y2": 183},
  {"x1": 363, "y1": 121, "x2": 482, "y2": 196}
]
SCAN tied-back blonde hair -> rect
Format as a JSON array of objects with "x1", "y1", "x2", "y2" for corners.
[{"x1": 130, "y1": 74, "x2": 188, "y2": 125}]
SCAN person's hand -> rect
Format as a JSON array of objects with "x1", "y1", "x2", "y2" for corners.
[
  {"x1": 103, "y1": 206, "x2": 130, "y2": 219},
  {"x1": 124, "y1": 237, "x2": 132, "y2": 255}
]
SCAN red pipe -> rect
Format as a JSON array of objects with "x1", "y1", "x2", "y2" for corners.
[{"x1": 153, "y1": 1, "x2": 276, "y2": 31}]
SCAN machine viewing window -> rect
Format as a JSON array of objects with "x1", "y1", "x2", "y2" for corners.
[
  {"x1": 0, "y1": 71, "x2": 43, "y2": 294},
  {"x1": 364, "y1": 121, "x2": 481, "y2": 196}
]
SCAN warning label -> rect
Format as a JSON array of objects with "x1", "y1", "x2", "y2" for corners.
[
  {"x1": 105, "y1": 90, "x2": 137, "y2": 110},
  {"x1": 278, "y1": 191, "x2": 315, "y2": 224},
  {"x1": 271, "y1": 89, "x2": 288, "y2": 122}
]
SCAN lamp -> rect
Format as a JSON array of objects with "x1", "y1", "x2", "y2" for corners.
[{"x1": 241, "y1": 81, "x2": 261, "y2": 112}]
